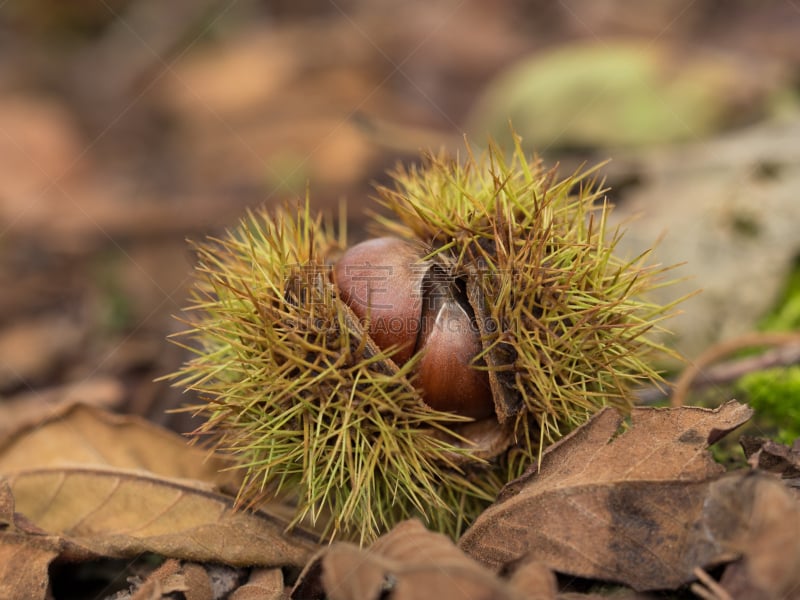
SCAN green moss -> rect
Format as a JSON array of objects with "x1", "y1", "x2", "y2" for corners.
[{"x1": 736, "y1": 366, "x2": 800, "y2": 445}]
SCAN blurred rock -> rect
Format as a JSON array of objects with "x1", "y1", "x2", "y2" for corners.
[{"x1": 608, "y1": 114, "x2": 800, "y2": 361}]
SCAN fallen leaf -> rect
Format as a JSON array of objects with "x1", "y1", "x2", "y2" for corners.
[
  {"x1": 292, "y1": 519, "x2": 542, "y2": 600},
  {"x1": 5, "y1": 467, "x2": 317, "y2": 567},
  {"x1": 0, "y1": 480, "x2": 63, "y2": 600},
  {"x1": 741, "y1": 435, "x2": 800, "y2": 479},
  {"x1": 183, "y1": 563, "x2": 215, "y2": 600},
  {"x1": 505, "y1": 558, "x2": 557, "y2": 600},
  {"x1": 0, "y1": 535, "x2": 61, "y2": 600},
  {"x1": 0, "y1": 378, "x2": 124, "y2": 440},
  {"x1": 459, "y1": 401, "x2": 754, "y2": 591},
  {"x1": 0, "y1": 402, "x2": 236, "y2": 490},
  {"x1": 130, "y1": 559, "x2": 190, "y2": 600},
  {"x1": 229, "y1": 568, "x2": 285, "y2": 600},
  {"x1": 717, "y1": 472, "x2": 800, "y2": 599}
]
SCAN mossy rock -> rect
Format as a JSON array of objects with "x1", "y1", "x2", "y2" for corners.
[{"x1": 469, "y1": 40, "x2": 769, "y2": 151}]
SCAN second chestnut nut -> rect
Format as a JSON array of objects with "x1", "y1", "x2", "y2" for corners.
[{"x1": 333, "y1": 237, "x2": 494, "y2": 420}]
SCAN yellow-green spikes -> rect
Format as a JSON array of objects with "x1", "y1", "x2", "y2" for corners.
[{"x1": 169, "y1": 138, "x2": 682, "y2": 543}]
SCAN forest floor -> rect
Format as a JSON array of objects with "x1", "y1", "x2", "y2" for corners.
[{"x1": 1, "y1": 1, "x2": 800, "y2": 598}]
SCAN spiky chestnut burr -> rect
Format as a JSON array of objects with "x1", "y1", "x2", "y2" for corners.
[{"x1": 168, "y1": 138, "x2": 681, "y2": 543}]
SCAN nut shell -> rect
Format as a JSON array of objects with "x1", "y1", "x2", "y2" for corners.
[
  {"x1": 416, "y1": 293, "x2": 494, "y2": 419},
  {"x1": 333, "y1": 237, "x2": 428, "y2": 365}
]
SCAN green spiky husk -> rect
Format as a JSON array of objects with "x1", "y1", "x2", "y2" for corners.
[
  {"x1": 170, "y1": 204, "x2": 503, "y2": 543},
  {"x1": 170, "y1": 138, "x2": 681, "y2": 543},
  {"x1": 374, "y1": 139, "x2": 679, "y2": 443}
]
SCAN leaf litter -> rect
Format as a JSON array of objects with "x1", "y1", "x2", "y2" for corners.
[
  {"x1": 2, "y1": 400, "x2": 800, "y2": 598},
  {"x1": 0, "y1": 402, "x2": 317, "y2": 600},
  {"x1": 292, "y1": 519, "x2": 548, "y2": 600},
  {"x1": 459, "y1": 400, "x2": 800, "y2": 596}
]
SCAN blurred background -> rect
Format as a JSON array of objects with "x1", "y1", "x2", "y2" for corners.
[{"x1": 0, "y1": 0, "x2": 799, "y2": 430}]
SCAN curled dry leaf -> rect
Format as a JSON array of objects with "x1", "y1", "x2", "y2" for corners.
[
  {"x1": 292, "y1": 519, "x2": 550, "y2": 600},
  {"x1": 5, "y1": 467, "x2": 317, "y2": 568},
  {"x1": 228, "y1": 568, "x2": 285, "y2": 600},
  {"x1": 741, "y1": 435, "x2": 800, "y2": 480},
  {"x1": 129, "y1": 559, "x2": 191, "y2": 600},
  {"x1": 459, "y1": 401, "x2": 754, "y2": 591},
  {"x1": 0, "y1": 403, "x2": 238, "y2": 491}
]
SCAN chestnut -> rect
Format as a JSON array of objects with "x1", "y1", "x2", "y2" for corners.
[
  {"x1": 415, "y1": 278, "x2": 494, "y2": 419},
  {"x1": 333, "y1": 237, "x2": 428, "y2": 365},
  {"x1": 334, "y1": 237, "x2": 494, "y2": 419}
]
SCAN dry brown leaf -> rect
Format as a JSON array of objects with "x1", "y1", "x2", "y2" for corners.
[
  {"x1": 292, "y1": 519, "x2": 540, "y2": 600},
  {"x1": 6, "y1": 467, "x2": 317, "y2": 568},
  {"x1": 717, "y1": 473, "x2": 800, "y2": 599},
  {"x1": 182, "y1": 563, "x2": 215, "y2": 600},
  {"x1": 459, "y1": 401, "x2": 754, "y2": 591},
  {"x1": 506, "y1": 558, "x2": 557, "y2": 600},
  {"x1": 0, "y1": 402, "x2": 236, "y2": 490},
  {"x1": 0, "y1": 480, "x2": 63, "y2": 600},
  {"x1": 126, "y1": 560, "x2": 221, "y2": 600},
  {"x1": 130, "y1": 559, "x2": 189, "y2": 600},
  {"x1": 0, "y1": 378, "x2": 124, "y2": 440},
  {"x1": 741, "y1": 435, "x2": 800, "y2": 479},
  {"x1": 229, "y1": 568, "x2": 285, "y2": 600},
  {"x1": 0, "y1": 535, "x2": 60, "y2": 600}
]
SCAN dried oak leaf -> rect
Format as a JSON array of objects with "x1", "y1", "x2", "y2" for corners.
[
  {"x1": 459, "y1": 400, "x2": 754, "y2": 591},
  {"x1": 291, "y1": 519, "x2": 548, "y2": 600},
  {"x1": 4, "y1": 467, "x2": 316, "y2": 567}
]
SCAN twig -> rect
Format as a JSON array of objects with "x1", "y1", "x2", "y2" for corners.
[
  {"x1": 671, "y1": 331, "x2": 800, "y2": 407},
  {"x1": 690, "y1": 567, "x2": 733, "y2": 600}
]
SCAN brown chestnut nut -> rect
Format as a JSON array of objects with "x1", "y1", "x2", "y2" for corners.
[
  {"x1": 334, "y1": 237, "x2": 494, "y2": 419},
  {"x1": 415, "y1": 277, "x2": 494, "y2": 420},
  {"x1": 333, "y1": 237, "x2": 428, "y2": 365}
]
